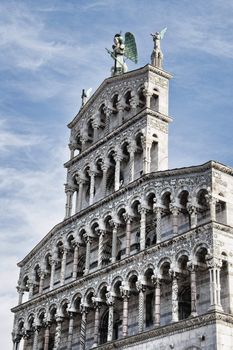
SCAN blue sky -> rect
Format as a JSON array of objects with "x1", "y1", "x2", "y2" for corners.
[{"x1": 0, "y1": 0, "x2": 232, "y2": 348}]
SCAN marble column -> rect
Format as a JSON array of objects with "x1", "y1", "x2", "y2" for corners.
[
  {"x1": 67, "y1": 312, "x2": 75, "y2": 350},
  {"x1": 188, "y1": 263, "x2": 198, "y2": 317},
  {"x1": 80, "y1": 306, "x2": 88, "y2": 350},
  {"x1": 188, "y1": 205, "x2": 198, "y2": 229},
  {"x1": 110, "y1": 221, "x2": 118, "y2": 263},
  {"x1": 89, "y1": 170, "x2": 96, "y2": 205},
  {"x1": 65, "y1": 189, "x2": 74, "y2": 219},
  {"x1": 97, "y1": 230, "x2": 105, "y2": 268},
  {"x1": 32, "y1": 327, "x2": 40, "y2": 350},
  {"x1": 22, "y1": 334, "x2": 29, "y2": 350},
  {"x1": 28, "y1": 280, "x2": 34, "y2": 300},
  {"x1": 152, "y1": 275, "x2": 161, "y2": 326},
  {"x1": 139, "y1": 206, "x2": 147, "y2": 250},
  {"x1": 206, "y1": 255, "x2": 223, "y2": 311},
  {"x1": 142, "y1": 137, "x2": 152, "y2": 174},
  {"x1": 12, "y1": 335, "x2": 21, "y2": 350},
  {"x1": 136, "y1": 281, "x2": 146, "y2": 332},
  {"x1": 106, "y1": 292, "x2": 115, "y2": 342},
  {"x1": 114, "y1": 153, "x2": 122, "y2": 191},
  {"x1": 171, "y1": 271, "x2": 179, "y2": 322},
  {"x1": 43, "y1": 324, "x2": 50, "y2": 350},
  {"x1": 92, "y1": 300, "x2": 100, "y2": 348},
  {"x1": 53, "y1": 316, "x2": 63, "y2": 350},
  {"x1": 116, "y1": 102, "x2": 125, "y2": 125},
  {"x1": 38, "y1": 270, "x2": 46, "y2": 295},
  {"x1": 120, "y1": 287, "x2": 129, "y2": 337},
  {"x1": 49, "y1": 258, "x2": 57, "y2": 291},
  {"x1": 101, "y1": 163, "x2": 109, "y2": 198},
  {"x1": 227, "y1": 264, "x2": 233, "y2": 314},
  {"x1": 60, "y1": 247, "x2": 68, "y2": 285},
  {"x1": 17, "y1": 287, "x2": 24, "y2": 305},
  {"x1": 76, "y1": 179, "x2": 85, "y2": 213},
  {"x1": 205, "y1": 193, "x2": 217, "y2": 221},
  {"x1": 123, "y1": 214, "x2": 132, "y2": 257},
  {"x1": 154, "y1": 206, "x2": 162, "y2": 243},
  {"x1": 170, "y1": 205, "x2": 179, "y2": 236},
  {"x1": 127, "y1": 142, "x2": 136, "y2": 182},
  {"x1": 72, "y1": 243, "x2": 79, "y2": 280},
  {"x1": 84, "y1": 236, "x2": 92, "y2": 275}
]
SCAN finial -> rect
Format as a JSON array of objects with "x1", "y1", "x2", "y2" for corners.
[
  {"x1": 150, "y1": 27, "x2": 167, "y2": 69},
  {"x1": 106, "y1": 32, "x2": 138, "y2": 76}
]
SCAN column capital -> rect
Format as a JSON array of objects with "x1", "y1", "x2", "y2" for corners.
[
  {"x1": 92, "y1": 296, "x2": 102, "y2": 308},
  {"x1": 187, "y1": 261, "x2": 197, "y2": 272},
  {"x1": 122, "y1": 212, "x2": 134, "y2": 223},
  {"x1": 106, "y1": 291, "x2": 115, "y2": 306},
  {"x1": 151, "y1": 274, "x2": 162, "y2": 286},
  {"x1": 109, "y1": 219, "x2": 119, "y2": 229},
  {"x1": 120, "y1": 286, "x2": 130, "y2": 299},
  {"x1": 49, "y1": 257, "x2": 58, "y2": 266},
  {"x1": 83, "y1": 234, "x2": 93, "y2": 244},
  {"x1": 64, "y1": 184, "x2": 75, "y2": 194},
  {"x1": 205, "y1": 191, "x2": 218, "y2": 206},
  {"x1": 136, "y1": 280, "x2": 146, "y2": 293},
  {"x1": 80, "y1": 304, "x2": 89, "y2": 314},
  {"x1": 138, "y1": 204, "x2": 149, "y2": 214},
  {"x1": 206, "y1": 254, "x2": 222, "y2": 269},
  {"x1": 169, "y1": 204, "x2": 180, "y2": 215}
]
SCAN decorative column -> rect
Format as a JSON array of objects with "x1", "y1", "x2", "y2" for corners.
[
  {"x1": 97, "y1": 229, "x2": 105, "y2": 268},
  {"x1": 170, "y1": 204, "x2": 180, "y2": 236},
  {"x1": 12, "y1": 334, "x2": 21, "y2": 350},
  {"x1": 106, "y1": 292, "x2": 115, "y2": 342},
  {"x1": 49, "y1": 258, "x2": 57, "y2": 291},
  {"x1": 170, "y1": 271, "x2": 179, "y2": 322},
  {"x1": 72, "y1": 242, "x2": 79, "y2": 280},
  {"x1": 114, "y1": 152, "x2": 122, "y2": 191},
  {"x1": 92, "y1": 298, "x2": 101, "y2": 348},
  {"x1": 141, "y1": 136, "x2": 152, "y2": 174},
  {"x1": 76, "y1": 178, "x2": 85, "y2": 213},
  {"x1": 127, "y1": 142, "x2": 136, "y2": 183},
  {"x1": 153, "y1": 206, "x2": 163, "y2": 243},
  {"x1": 38, "y1": 270, "x2": 46, "y2": 295},
  {"x1": 67, "y1": 311, "x2": 75, "y2": 350},
  {"x1": 110, "y1": 221, "x2": 118, "y2": 263},
  {"x1": 84, "y1": 235, "x2": 92, "y2": 275},
  {"x1": 22, "y1": 333, "x2": 30, "y2": 350},
  {"x1": 28, "y1": 279, "x2": 34, "y2": 299},
  {"x1": 123, "y1": 213, "x2": 133, "y2": 257},
  {"x1": 88, "y1": 169, "x2": 96, "y2": 205},
  {"x1": 139, "y1": 206, "x2": 147, "y2": 250},
  {"x1": 143, "y1": 83, "x2": 153, "y2": 108},
  {"x1": 16, "y1": 286, "x2": 24, "y2": 305},
  {"x1": 152, "y1": 275, "x2": 161, "y2": 326},
  {"x1": 206, "y1": 255, "x2": 223, "y2": 311},
  {"x1": 101, "y1": 162, "x2": 109, "y2": 198},
  {"x1": 136, "y1": 280, "x2": 146, "y2": 332},
  {"x1": 120, "y1": 286, "x2": 130, "y2": 337},
  {"x1": 65, "y1": 186, "x2": 74, "y2": 219},
  {"x1": 80, "y1": 305, "x2": 88, "y2": 350},
  {"x1": 53, "y1": 316, "x2": 64, "y2": 350},
  {"x1": 187, "y1": 262, "x2": 198, "y2": 317},
  {"x1": 43, "y1": 323, "x2": 50, "y2": 350},
  {"x1": 188, "y1": 205, "x2": 198, "y2": 229},
  {"x1": 60, "y1": 247, "x2": 68, "y2": 285},
  {"x1": 32, "y1": 326, "x2": 40, "y2": 350},
  {"x1": 116, "y1": 101, "x2": 125, "y2": 125}
]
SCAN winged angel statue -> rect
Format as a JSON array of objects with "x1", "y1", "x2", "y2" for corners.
[{"x1": 106, "y1": 32, "x2": 138, "y2": 76}]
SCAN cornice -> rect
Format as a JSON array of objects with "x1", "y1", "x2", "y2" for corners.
[
  {"x1": 17, "y1": 161, "x2": 233, "y2": 267},
  {"x1": 64, "y1": 107, "x2": 172, "y2": 168},
  {"x1": 14, "y1": 221, "x2": 213, "y2": 312},
  {"x1": 68, "y1": 64, "x2": 173, "y2": 128},
  {"x1": 90, "y1": 312, "x2": 233, "y2": 350}
]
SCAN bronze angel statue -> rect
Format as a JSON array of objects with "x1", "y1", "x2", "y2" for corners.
[{"x1": 106, "y1": 32, "x2": 138, "y2": 76}]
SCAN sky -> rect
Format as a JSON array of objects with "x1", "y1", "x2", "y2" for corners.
[{"x1": 0, "y1": 0, "x2": 232, "y2": 348}]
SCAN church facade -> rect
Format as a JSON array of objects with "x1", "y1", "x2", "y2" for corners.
[{"x1": 12, "y1": 33, "x2": 233, "y2": 350}]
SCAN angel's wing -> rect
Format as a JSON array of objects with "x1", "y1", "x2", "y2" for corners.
[
  {"x1": 124, "y1": 32, "x2": 138, "y2": 64},
  {"x1": 86, "y1": 88, "x2": 92, "y2": 98},
  {"x1": 160, "y1": 27, "x2": 167, "y2": 40}
]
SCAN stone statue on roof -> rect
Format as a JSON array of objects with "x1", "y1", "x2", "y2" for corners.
[
  {"x1": 151, "y1": 27, "x2": 167, "y2": 69},
  {"x1": 106, "y1": 32, "x2": 138, "y2": 76}
]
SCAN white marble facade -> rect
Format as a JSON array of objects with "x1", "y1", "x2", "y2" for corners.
[{"x1": 11, "y1": 44, "x2": 233, "y2": 350}]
